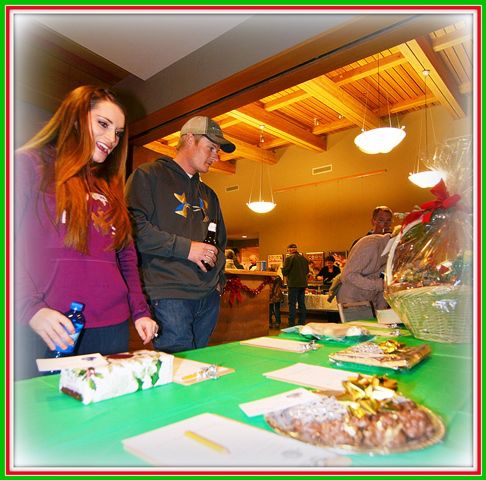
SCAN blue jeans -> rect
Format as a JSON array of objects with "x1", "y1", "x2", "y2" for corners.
[
  {"x1": 151, "y1": 290, "x2": 220, "y2": 353},
  {"x1": 45, "y1": 321, "x2": 130, "y2": 357},
  {"x1": 269, "y1": 302, "x2": 281, "y2": 326},
  {"x1": 75, "y1": 321, "x2": 129, "y2": 355},
  {"x1": 288, "y1": 287, "x2": 307, "y2": 326}
]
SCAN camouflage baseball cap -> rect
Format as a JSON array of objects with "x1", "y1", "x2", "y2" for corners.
[{"x1": 180, "y1": 116, "x2": 236, "y2": 153}]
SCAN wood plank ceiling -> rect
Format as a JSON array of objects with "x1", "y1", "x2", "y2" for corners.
[{"x1": 144, "y1": 20, "x2": 472, "y2": 175}]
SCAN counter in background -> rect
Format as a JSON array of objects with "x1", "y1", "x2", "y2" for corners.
[
  {"x1": 209, "y1": 269, "x2": 278, "y2": 346},
  {"x1": 282, "y1": 292, "x2": 338, "y2": 312}
]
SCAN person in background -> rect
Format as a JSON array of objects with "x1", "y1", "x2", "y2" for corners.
[
  {"x1": 224, "y1": 249, "x2": 237, "y2": 269},
  {"x1": 15, "y1": 85, "x2": 158, "y2": 379},
  {"x1": 126, "y1": 116, "x2": 235, "y2": 353},
  {"x1": 350, "y1": 206, "x2": 393, "y2": 250},
  {"x1": 231, "y1": 247, "x2": 244, "y2": 269},
  {"x1": 338, "y1": 233, "x2": 393, "y2": 311},
  {"x1": 317, "y1": 255, "x2": 341, "y2": 292},
  {"x1": 269, "y1": 266, "x2": 284, "y2": 329},
  {"x1": 248, "y1": 255, "x2": 259, "y2": 270},
  {"x1": 282, "y1": 243, "x2": 309, "y2": 326}
]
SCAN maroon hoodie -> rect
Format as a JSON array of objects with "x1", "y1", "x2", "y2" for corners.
[{"x1": 14, "y1": 146, "x2": 151, "y2": 328}]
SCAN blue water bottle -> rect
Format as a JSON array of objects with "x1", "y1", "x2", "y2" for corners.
[{"x1": 54, "y1": 301, "x2": 85, "y2": 357}]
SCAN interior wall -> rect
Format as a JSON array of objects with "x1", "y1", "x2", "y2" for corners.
[{"x1": 14, "y1": 101, "x2": 52, "y2": 148}]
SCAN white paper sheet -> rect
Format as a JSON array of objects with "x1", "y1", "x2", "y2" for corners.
[
  {"x1": 239, "y1": 388, "x2": 319, "y2": 417},
  {"x1": 122, "y1": 412, "x2": 349, "y2": 467},
  {"x1": 36, "y1": 353, "x2": 108, "y2": 372},
  {"x1": 263, "y1": 363, "x2": 359, "y2": 391},
  {"x1": 240, "y1": 337, "x2": 320, "y2": 353},
  {"x1": 172, "y1": 357, "x2": 234, "y2": 385}
]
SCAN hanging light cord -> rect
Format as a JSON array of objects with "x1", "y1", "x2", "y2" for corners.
[
  {"x1": 258, "y1": 126, "x2": 265, "y2": 202},
  {"x1": 424, "y1": 70, "x2": 429, "y2": 159}
]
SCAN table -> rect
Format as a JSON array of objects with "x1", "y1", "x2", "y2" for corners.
[
  {"x1": 282, "y1": 293, "x2": 339, "y2": 311},
  {"x1": 12, "y1": 328, "x2": 475, "y2": 471}
]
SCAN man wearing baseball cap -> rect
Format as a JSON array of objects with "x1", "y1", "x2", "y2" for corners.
[{"x1": 126, "y1": 116, "x2": 234, "y2": 353}]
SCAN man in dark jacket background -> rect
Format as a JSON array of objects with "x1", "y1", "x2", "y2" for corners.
[{"x1": 282, "y1": 243, "x2": 309, "y2": 327}]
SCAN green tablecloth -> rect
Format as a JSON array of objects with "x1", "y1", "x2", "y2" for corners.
[{"x1": 13, "y1": 330, "x2": 475, "y2": 470}]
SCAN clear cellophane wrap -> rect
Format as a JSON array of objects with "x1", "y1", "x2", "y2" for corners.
[{"x1": 384, "y1": 136, "x2": 473, "y2": 343}]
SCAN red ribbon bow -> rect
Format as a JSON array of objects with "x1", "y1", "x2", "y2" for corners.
[
  {"x1": 402, "y1": 179, "x2": 461, "y2": 229},
  {"x1": 223, "y1": 278, "x2": 243, "y2": 306}
]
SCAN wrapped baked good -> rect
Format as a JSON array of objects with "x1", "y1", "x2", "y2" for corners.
[
  {"x1": 60, "y1": 350, "x2": 173, "y2": 404},
  {"x1": 385, "y1": 137, "x2": 473, "y2": 343},
  {"x1": 298, "y1": 322, "x2": 370, "y2": 340},
  {"x1": 265, "y1": 375, "x2": 444, "y2": 453},
  {"x1": 329, "y1": 339, "x2": 431, "y2": 370}
]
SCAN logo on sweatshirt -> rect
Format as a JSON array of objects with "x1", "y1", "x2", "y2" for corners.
[{"x1": 174, "y1": 193, "x2": 209, "y2": 221}]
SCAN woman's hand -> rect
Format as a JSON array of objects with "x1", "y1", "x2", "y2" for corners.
[
  {"x1": 134, "y1": 317, "x2": 159, "y2": 345},
  {"x1": 29, "y1": 307, "x2": 75, "y2": 351}
]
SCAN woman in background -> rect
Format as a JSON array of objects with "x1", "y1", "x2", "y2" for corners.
[
  {"x1": 316, "y1": 255, "x2": 341, "y2": 292},
  {"x1": 15, "y1": 85, "x2": 157, "y2": 378}
]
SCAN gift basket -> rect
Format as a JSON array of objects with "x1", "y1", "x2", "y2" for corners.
[{"x1": 385, "y1": 136, "x2": 473, "y2": 343}]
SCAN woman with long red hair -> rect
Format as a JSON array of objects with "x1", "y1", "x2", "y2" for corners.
[{"x1": 15, "y1": 85, "x2": 158, "y2": 378}]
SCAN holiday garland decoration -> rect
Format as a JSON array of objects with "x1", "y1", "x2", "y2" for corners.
[{"x1": 223, "y1": 277, "x2": 274, "y2": 306}]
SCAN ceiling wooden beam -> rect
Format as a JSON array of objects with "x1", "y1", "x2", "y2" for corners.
[
  {"x1": 375, "y1": 93, "x2": 438, "y2": 115},
  {"x1": 223, "y1": 135, "x2": 278, "y2": 164},
  {"x1": 300, "y1": 76, "x2": 380, "y2": 130},
  {"x1": 432, "y1": 25, "x2": 472, "y2": 51},
  {"x1": 264, "y1": 90, "x2": 311, "y2": 111},
  {"x1": 148, "y1": 131, "x2": 276, "y2": 164},
  {"x1": 313, "y1": 118, "x2": 354, "y2": 134},
  {"x1": 143, "y1": 140, "x2": 236, "y2": 175},
  {"x1": 143, "y1": 141, "x2": 175, "y2": 158},
  {"x1": 228, "y1": 104, "x2": 326, "y2": 152},
  {"x1": 333, "y1": 52, "x2": 407, "y2": 86},
  {"x1": 209, "y1": 160, "x2": 237, "y2": 175},
  {"x1": 264, "y1": 138, "x2": 291, "y2": 149},
  {"x1": 398, "y1": 37, "x2": 466, "y2": 119}
]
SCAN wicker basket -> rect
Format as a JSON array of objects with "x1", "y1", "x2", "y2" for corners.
[
  {"x1": 385, "y1": 219, "x2": 472, "y2": 343},
  {"x1": 386, "y1": 285, "x2": 472, "y2": 343}
]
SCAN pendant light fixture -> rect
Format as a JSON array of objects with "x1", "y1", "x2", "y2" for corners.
[
  {"x1": 247, "y1": 126, "x2": 276, "y2": 214},
  {"x1": 408, "y1": 69, "x2": 443, "y2": 188},
  {"x1": 354, "y1": 54, "x2": 406, "y2": 154}
]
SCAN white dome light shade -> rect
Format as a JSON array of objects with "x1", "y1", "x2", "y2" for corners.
[
  {"x1": 354, "y1": 127, "x2": 406, "y2": 154},
  {"x1": 408, "y1": 170, "x2": 443, "y2": 188},
  {"x1": 246, "y1": 201, "x2": 276, "y2": 214}
]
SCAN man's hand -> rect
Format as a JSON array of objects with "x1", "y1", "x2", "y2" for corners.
[{"x1": 188, "y1": 241, "x2": 218, "y2": 272}]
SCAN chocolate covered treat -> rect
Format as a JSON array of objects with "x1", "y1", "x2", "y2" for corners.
[{"x1": 265, "y1": 375, "x2": 444, "y2": 453}]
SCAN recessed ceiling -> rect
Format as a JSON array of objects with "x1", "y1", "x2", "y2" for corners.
[{"x1": 34, "y1": 14, "x2": 250, "y2": 81}]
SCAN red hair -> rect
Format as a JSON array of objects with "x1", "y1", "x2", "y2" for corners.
[{"x1": 21, "y1": 85, "x2": 131, "y2": 253}]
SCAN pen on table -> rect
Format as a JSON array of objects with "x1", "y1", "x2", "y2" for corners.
[
  {"x1": 184, "y1": 430, "x2": 230, "y2": 454},
  {"x1": 181, "y1": 372, "x2": 199, "y2": 382}
]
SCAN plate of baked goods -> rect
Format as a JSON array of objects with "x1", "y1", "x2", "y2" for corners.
[
  {"x1": 265, "y1": 375, "x2": 445, "y2": 455},
  {"x1": 296, "y1": 323, "x2": 373, "y2": 343},
  {"x1": 329, "y1": 339, "x2": 431, "y2": 371}
]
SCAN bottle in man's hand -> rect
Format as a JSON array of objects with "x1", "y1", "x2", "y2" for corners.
[{"x1": 202, "y1": 221, "x2": 217, "y2": 271}]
